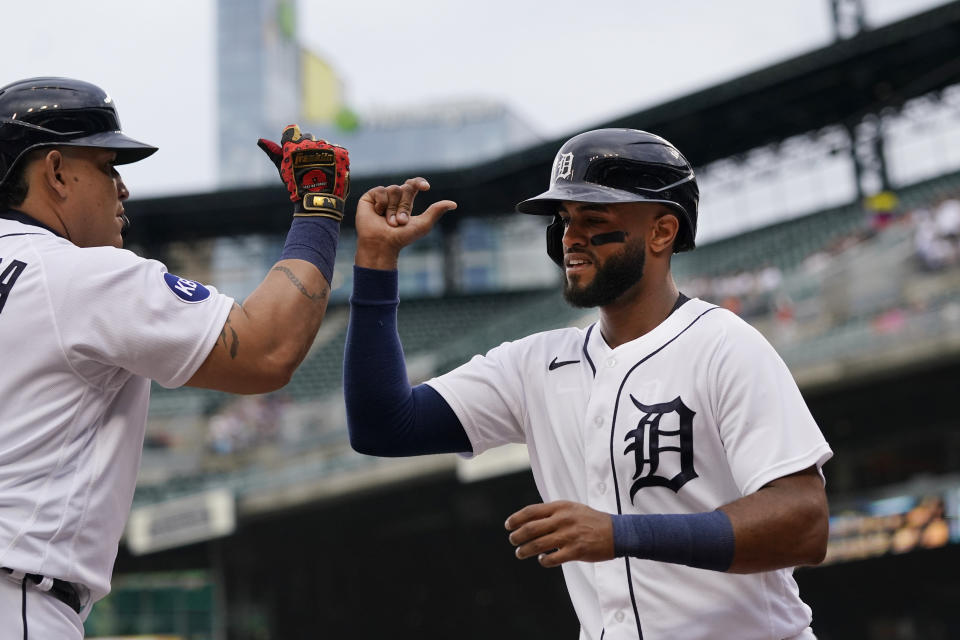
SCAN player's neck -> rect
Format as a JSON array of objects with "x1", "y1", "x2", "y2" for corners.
[
  {"x1": 16, "y1": 193, "x2": 70, "y2": 240},
  {"x1": 597, "y1": 273, "x2": 679, "y2": 349}
]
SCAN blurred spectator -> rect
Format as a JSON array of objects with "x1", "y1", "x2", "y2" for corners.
[
  {"x1": 871, "y1": 307, "x2": 907, "y2": 334},
  {"x1": 720, "y1": 295, "x2": 742, "y2": 315},
  {"x1": 756, "y1": 264, "x2": 783, "y2": 292},
  {"x1": 143, "y1": 431, "x2": 174, "y2": 450},
  {"x1": 207, "y1": 394, "x2": 290, "y2": 456},
  {"x1": 935, "y1": 197, "x2": 960, "y2": 241},
  {"x1": 865, "y1": 190, "x2": 900, "y2": 232},
  {"x1": 685, "y1": 264, "x2": 784, "y2": 320},
  {"x1": 913, "y1": 197, "x2": 960, "y2": 270},
  {"x1": 800, "y1": 247, "x2": 833, "y2": 276},
  {"x1": 772, "y1": 294, "x2": 798, "y2": 343}
]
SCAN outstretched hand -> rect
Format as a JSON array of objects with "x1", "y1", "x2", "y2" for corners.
[
  {"x1": 354, "y1": 177, "x2": 457, "y2": 270},
  {"x1": 505, "y1": 501, "x2": 615, "y2": 568}
]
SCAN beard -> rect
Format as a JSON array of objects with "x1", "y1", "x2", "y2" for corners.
[{"x1": 562, "y1": 241, "x2": 646, "y2": 308}]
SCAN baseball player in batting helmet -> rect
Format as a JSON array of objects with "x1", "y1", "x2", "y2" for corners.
[
  {"x1": 343, "y1": 128, "x2": 833, "y2": 639},
  {"x1": 0, "y1": 76, "x2": 356, "y2": 638}
]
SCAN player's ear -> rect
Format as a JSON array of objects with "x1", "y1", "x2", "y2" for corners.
[
  {"x1": 649, "y1": 208, "x2": 679, "y2": 255},
  {"x1": 40, "y1": 149, "x2": 69, "y2": 198}
]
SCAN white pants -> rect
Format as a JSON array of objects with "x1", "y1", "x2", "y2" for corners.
[{"x1": 0, "y1": 574, "x2": 83, "y2": 640}]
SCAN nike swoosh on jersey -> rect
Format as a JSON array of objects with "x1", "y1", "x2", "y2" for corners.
[{"x1": 548, "y1": 357, "x2": 581, "y2": 370}]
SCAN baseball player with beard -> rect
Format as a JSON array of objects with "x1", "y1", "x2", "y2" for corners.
[
  {"x1": 0, "y1": 77, "x2": 349, "y2": 638},
  {"x1": 344, "y1": 129, "x2": 833, "y2": 639}
]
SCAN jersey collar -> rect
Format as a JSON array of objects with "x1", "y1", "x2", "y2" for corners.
[
  {"x1": 586, "y1": 291, "x2": 694, "y2": 359},
  {"x1": 0, "y1": 209, "x2": 66, "y2": 238}
]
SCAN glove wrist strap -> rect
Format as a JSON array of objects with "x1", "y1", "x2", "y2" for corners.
[{"x1": 296, "y1": 193, "x2": 345, "y2": 222}]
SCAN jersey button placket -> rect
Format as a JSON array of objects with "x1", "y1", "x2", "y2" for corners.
[{"x1": 586, "y1": 361, "x2": 618, "y2": 513}]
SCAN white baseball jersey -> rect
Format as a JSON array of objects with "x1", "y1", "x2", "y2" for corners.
[
  {"x1": 427, "y1": 297, "x2": 833, "y2": 640},
  {"x1": 0, "y1": 214, "x2": 233, "y2": 616}
]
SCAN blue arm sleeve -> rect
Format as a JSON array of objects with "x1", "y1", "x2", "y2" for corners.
[{"x1": 344, "y1": 265, "x2": 473, "y2": 456}]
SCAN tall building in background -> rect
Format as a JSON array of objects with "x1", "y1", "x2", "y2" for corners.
[
  {"x1": 216, "y1": 0, "x2": 540, "y2": 185},
  {"x1": 217, "y1": 0, "x2": 301, "y2": 186},
  {"x1": 213, "y1": 0, "x2": 550, "y2": 302}
]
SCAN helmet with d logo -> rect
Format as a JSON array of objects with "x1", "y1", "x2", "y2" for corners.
[{"x1": 516, "y1": 128, "x2": 699, "y2": 265}]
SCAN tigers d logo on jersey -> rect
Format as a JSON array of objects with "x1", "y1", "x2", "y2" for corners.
[
  {"x1": 162, "y1": 273, "x2": 211, "y2": 303},
  {"x1": 622, "y1": 395, "x2": 698, "y2": 499}
]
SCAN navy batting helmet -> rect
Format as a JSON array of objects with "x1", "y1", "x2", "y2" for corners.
[
  {"x1": 0, "y1": 77, "x2": 157, "y2": 188},
  {"x1": 516, "y1": 128, "x2": 699, "y2": 265}
]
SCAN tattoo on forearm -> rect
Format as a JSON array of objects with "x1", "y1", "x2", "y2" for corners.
[
  {"x1": 218, "y1": 303, "x2": 241, "y2": 359},
  {"x1": 273, "y1": 265, "x2": 330, "y2": 303}
]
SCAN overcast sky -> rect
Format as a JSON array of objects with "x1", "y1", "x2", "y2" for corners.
[{"x1": 1, "y1": 0, "x2": 948, "y2": 197}]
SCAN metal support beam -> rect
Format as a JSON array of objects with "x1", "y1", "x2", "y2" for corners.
[
  {"x1": 831, "y1": 0, "x2": 867, "y2": 40},
  {"x1": 846, "y1": 114, "x2": 892, "y2": 199}
]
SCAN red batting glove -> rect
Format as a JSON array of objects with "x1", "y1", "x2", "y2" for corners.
[{"x1": 258, "y1": 124, "x2": 350, "y2": 221}]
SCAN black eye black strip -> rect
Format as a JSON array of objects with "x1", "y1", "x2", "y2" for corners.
[{"x1": 590, "y1": 231, "x2": 627, "y2": 246}]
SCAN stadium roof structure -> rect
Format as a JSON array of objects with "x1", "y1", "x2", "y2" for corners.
[{"x1": 125, "y1": 0, "x2": 960, "y2": 246}]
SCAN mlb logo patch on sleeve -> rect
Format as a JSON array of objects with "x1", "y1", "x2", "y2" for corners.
[{"x1": 163, "y1": 273, "x2": 212, "y2": 303}]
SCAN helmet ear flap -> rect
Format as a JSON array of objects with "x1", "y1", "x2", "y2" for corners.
[{"x1": 546, "y1": 215, "x2": 564, "y2": 266}]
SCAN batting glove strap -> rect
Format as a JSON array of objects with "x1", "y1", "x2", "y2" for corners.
[{"x1": 296, "y1": 193, "x2": 346, "y2": 222}]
